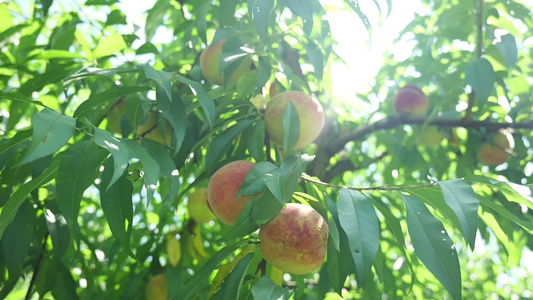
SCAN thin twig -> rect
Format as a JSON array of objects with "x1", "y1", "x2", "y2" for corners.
[{"x1": 25, "y1": 233, "x2": 49, "y2": 300}]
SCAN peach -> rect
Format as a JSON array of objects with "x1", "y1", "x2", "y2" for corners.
[
  {"x1": 136, "y1": 111, "x2": 172, "y2": 146},
  {"x1": 145, "y1": 273, "x2": 167, "y2": 300},
  {"x1": 259, "y1": 203, "x2": 329, "y2": 274},
  {"x1": 415, "y1": 126, "x2": 445, "y2": 147},
  {"x1": 200, "y1": 39, "x2": 252, "y2": 85},
  {"x1": 264, "y1": 91, "x2": 325, "y2": 149},
  {"x1": 207, "y1": 160, "x2": 256, "y2": 225},
  {"x1": 187, "y1": 188, "x2": 216, "y2": 223},
  {"x1": 477, "y1": 131, "x2": 514, "y2": 166},
  {"x1": 394, "y1": 85, "x2": 429, "y2": 116}
]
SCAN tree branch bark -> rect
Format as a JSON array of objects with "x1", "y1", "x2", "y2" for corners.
[{"x1": 307, "y1": 115, "x2": 533, "y2": 179}]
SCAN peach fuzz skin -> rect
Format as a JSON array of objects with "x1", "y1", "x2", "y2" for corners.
[
  {"x1": 264, "y1": 91, "x2": 325, "y2": 149},
  {"x1": 207, "y1": 160, "x2": 255, "y2": 225},
  {"x1": 394, "y1": 85, "x2": 429, "y2": 116},
  {"x1": 259, "y1": 203, "x2": 329, "y2": 274},
  {"x1": 200, "y1": 39, "x2": 252, "y2": 86},
  {"x1": 477, "y1": 132, "x2": 513, "y2": 166}
]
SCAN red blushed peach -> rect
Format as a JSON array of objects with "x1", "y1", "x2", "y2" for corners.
[
  {"x1": 207, "y1": 160, "x2": 256, "y2": 225},
  {"x1": 264, "y1": 91, "x2": 325, "y2": 149},
  {"x1": 259, "y1": 203, "x2": 329, "y2": 274},
  {"x1": 477, "y1": 131, "x2": 514, "y2": 166},
  {"x1": 394, "y1": 85, "x2": 429, "y2": 116},
  {"x1": 200, "y1": 39, "x2": 252, "y2": 86}
]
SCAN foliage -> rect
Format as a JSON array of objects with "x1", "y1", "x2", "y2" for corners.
[{"x1": 0, "y1": 0, "x2": 532, "y2": 299}]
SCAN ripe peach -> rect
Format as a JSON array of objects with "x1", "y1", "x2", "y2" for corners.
[
  {"x1": 200, "y1": 39, "x2": 252, "y2": 86},
  {"x1": 477, "y1": 131, "x2": 514, "y2": 166},
  {"x1": 415, "y1": 126, "x2": 445, "y2": 147},
  {"x1": 187, "y1": 188, "x2": 216, "y2": 223},
  {"x1": 259, "y1": 203, "x2": 329, "y2": 274},
  {"x1": 136, "y1": 111, "x2": 172, "y2": 146},
  {"x1": 145, "y1": 273, "x2": 167, "y2": 300},
  {"x1": 264, "y1": 91, "x2": 325, "y2": 149},
  {"x1": 394, "y1": 85, "x2": 429, "y2": 116},
  {"x1": 207, "y1": 160, "x2": 256, "y2": 225}
]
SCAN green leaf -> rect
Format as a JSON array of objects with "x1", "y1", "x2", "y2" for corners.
[
  {"x1": 337, "y1": 189, "x2": 379, "y2": 288},
  {"x1": 100, "y1": 159, "x2": 136, "y2": 259},
  {"x1": 57, "y1": 140, "x2": 107, "y2": 239},
  {"x1": 0, "y1": 90, "x2": 47, "y2": 108},
  {"x1": 248, "y1": 0, "x2": 275, "y2": 42},
  {"x1": 304, "y1": 39, "x2": 325, "y2": 81},
  {"x1": 0, "y1": 155, "x2": 59, "y2": 239},
  {"x1": 0, "y1": 129, "x2": 32, "y2": 154},
  {"x1": 205, "y1": 120, "x2": 255, "y2": 173},
  {"x1": 27, "y1": 49, "x2": 85, "y2": 61},
  {"x1": 212, "y1": 253, "x2": 253, "y2": 300},
  {"x1": 464, "y1": 58, "x2": 495, "y2": 107},
  {"x1": 251, "y1": 276, "x2": 292, "y2": 300},
  {"x1": 1, "y1": 201, "x2": 36, "y2": 276},
  {"x1": 121, "y1": 139, "x2": 160, "y2": 205},
  {"x1": 246, "y1": 120, "x2": 266, "y2": 162},
  {"x1": 236, "y1": 161, "x2": 280, "y2": 198},
  {"x1": 346, "y1": 0, "x2": 372, "y2": 37},
  {"x1": 93, "y1": 127, "x2": 130, "y2": 189},
  {"x1": 15, "y1": 108, "x2": 75, "y2": 166},
  {"x1": 92, "y1": 33, "x2": 127, "y2": 58},
  {"x1": 402, "y1": 195, "x2": 462, "y2": 300},
  {"x1": 44, "y1": 202, "x2": 71, "y2": 259},
  {"x1": 141, "y1": 139, "x2": 180, "y2": 203},
  {"x1": 438, "y1": 180, "x2": 479, "y2": 250},
  {"x1": 176, "y1": 242, "x2": 246, "y2": 300},
  {"x1": 494, "y1": 34, "x2": 517, "y2": 67},
  {"x1": 176, "y1": 75, "x2": 215, "y2": 129},
  {"x1": 282, "y1": 101, "x2": 300, "y2": 152},
  {"x1": 51, "y1": 263, "x2": 79, "y2": 300},
  {"x1": 145, "y1": 0, "x2": 171, "y2": 42},
  {"x1": 73, "y1": 86, "x2": 149, "y2": 118},
  {"x1": 221, "y1": 192, "x2": 282, "y2": 242}
]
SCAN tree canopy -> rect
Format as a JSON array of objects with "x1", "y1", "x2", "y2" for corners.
[{"x1": 0, "y1": 0, "x2": 532, "y2": 299}]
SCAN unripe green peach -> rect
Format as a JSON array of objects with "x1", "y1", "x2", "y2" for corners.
[
  {"x1": 136, "y1": 111, "x2": 172, "y2": 146},
  {"x1": 200, "y1": 39, "x2": 252, "y2": 85},
  {"x1": 394, "y1": 85, "x2": 429, "y2": 116},
  {"x1": 264, "y1": 91, "x2": 325, "y2": 149},
  {"x1": 259, "y1": 203, "x2": 329, "y2": 274},
  {"x1": 415, "y1": 126, "x2": 445, "y2": 147},
  {"x1": 145, "y1": 273, "x2": 167, "y2": 300},
  {"x1": 187, "y1": 188, "x2": 216, "y2": 223},
  {"x1": 477, "y1": 131, "x2": 514, "y2": 166},
  {"x1": 207, "y1": 161, "x2": 256, "y2": 225}
]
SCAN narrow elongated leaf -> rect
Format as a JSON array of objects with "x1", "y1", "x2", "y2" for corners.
[
  {"x1": 221, "y1": 192, "x2": 282, "y2": 242},
  {"x1": 236, "y1": 161, "x2": 280, "y2": 197},
  {"x1": 156, "y1": 87, "x2": 187, "y2": 154},
  {"x1": 402, "y1": 195, "x2": 462, "y2": 300},
  {"x1": 57, "y1": 140, "x2": 107, "y2": 238},
  {"x1": 0, "y1": 91, "x2": 47, "y2": 108},
  {"x1": 176, "y1": 75, "x2": 215, "y2": 128},
  {"x1": 251, "y1": 276, "x2": 292, "y2": 300},
  {"x1": 121, "y1": 139, "x2": 160, "y2": 205},
  {"x1": 0, "y1": 155, "x2": 59, "y2": 239},
  {"x1": 51, "y1": 264, "x2": 79, "y2": 300},
  {"x1": 141, "y1": 139, "x2": 180, "y2": 203},
  {"x1": 93, "y1": 127, "x2": 130, "y2": 189},
  {"x1": 438, "y1": 180, "x2": 479, "y2": 250},
  {"x1": 92, "y1": 33, "x2": 127, "y2": 58},
  {"x1": 44, "y1": 202, "x2": 71, "y2": 259},
  {"x1": 464, "y1": 58, "x2": 495, "y2": 107},
  {"x1": 212, "y1": 253, "x2": 253, "y2": 300},
  {"x1": 1, "y1": 201, "x2": 36, "y2": 276},
  {"x1": 248, "y1": 0, "x2": 275, "y2": 42},
  {"x1": 16, "y1": 108, "x2": 75, "y2": 166},
  {"x1": 176, "y1": 242, "x2": 245, "y2": 300},
  {"x1": 205, "y1": 120, "x2": 255, "y2": 173},
  {"x1": 100, "y1": 159, "x2": 135, "y2": 258},
  {"x1": 337, "y1": 189, "x2": 379, "y2": 288},
  {"x1": 282, "y1": 101, "x2": 300, "y2": 152}
]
